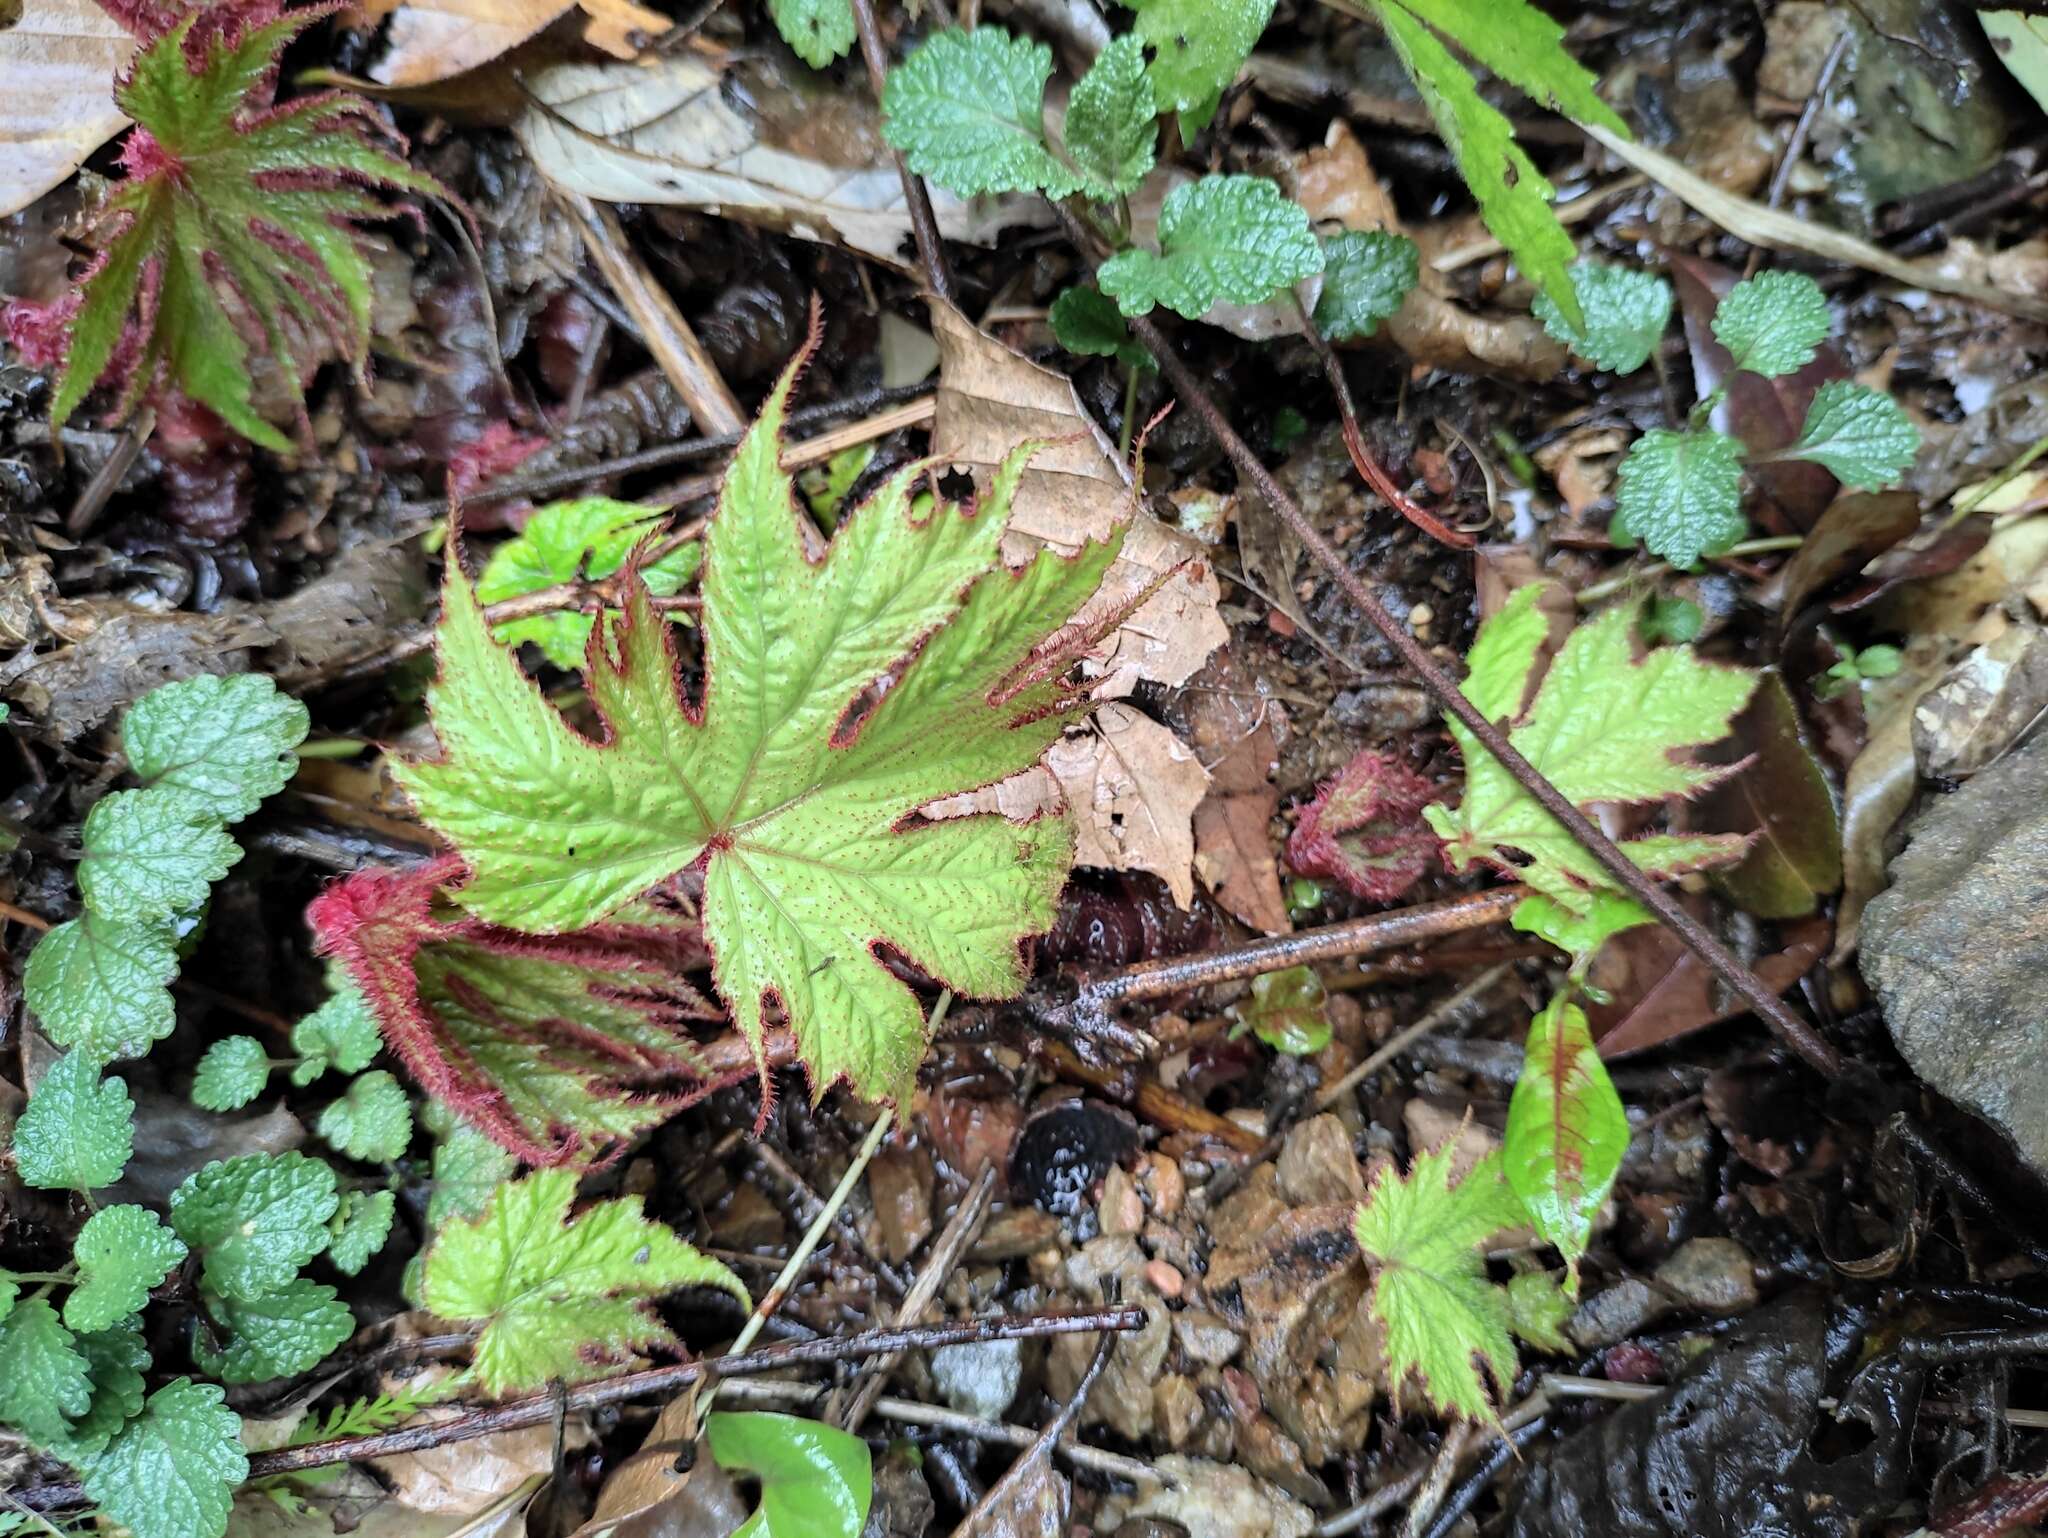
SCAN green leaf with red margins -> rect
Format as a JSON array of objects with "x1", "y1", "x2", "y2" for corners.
[
  {"x1": 1503, "y1": 994, "x2": 1627, "y2": 1271},
  {"x1": 1423, "y1": 584, "x2": 1756, "y2": 955},
  {"x1": 309, "y1": 858, "x2": 723, "y2": 1167},
  {"x1": 50, "y1": 6, "x2": 448, "y2": 450},
  {"x1": 394, "y1": 343, "x2": 1123, "y2": 1109}
]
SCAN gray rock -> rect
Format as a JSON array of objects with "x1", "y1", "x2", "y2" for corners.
[
  {"x1": 929, "y1": 1337, "x2": 1022, "y2": 1420},
  {"x1": 1863, "y1": 735, "x2": 2048, "y2": 1176}
]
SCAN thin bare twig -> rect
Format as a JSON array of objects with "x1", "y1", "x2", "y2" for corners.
[
  {"x1": 1113, "y1": 296, "x2": 1842, "y2": 1078},
  {"x1": 846, "y1": 0, "x2": 954, "y2": 298},
  {"x1": 833, "y1": 1162, "x2": 999, "y2": 1431},
  {"x1": 948, "y1": 1328, "x2": 1116, "y2": 1536},
  {"x1": 16, "y1": 1309, "x2": 1146, "y2": 1512}
]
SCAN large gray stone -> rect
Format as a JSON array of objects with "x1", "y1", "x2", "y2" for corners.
[{"x1": 1862, "y1": 734, "x2": 2048, "y2": 1176}]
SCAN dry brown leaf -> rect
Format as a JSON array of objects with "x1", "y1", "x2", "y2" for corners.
[
  {"x1": 366, "y1": 0, "x2": 664, "y2": 86},
  {"x1": 929, "y1": 299, "x2": 1226, "y2": 694},
  {"x1": 1175, "y1": 655, "x2": 1289, "y2": 934},
  {"x1": 1293, "y1": 122, "x2": 1566, "y2": 381},
  {"x1": 517, "y1": 54, "x2": 1048, "y2": 267},
  {"x1": 929, "y1": 704, "x2": 1211, "y2": 908},
  {"x1": 1053, "y1": 704, "x2": 1211, "y2": 909},
  {"x1": 0, "y1": 0, "x2": 135, "y2": 221}
]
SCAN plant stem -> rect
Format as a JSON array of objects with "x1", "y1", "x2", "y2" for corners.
[
  {"x1": 846, "y1": 0, "x2": 953, "y2": 299},
  {"x1": 1574, "y1": 535, "x2": 1805, "y2": 605},
  {"x1": 1118, "y1": 363, "x2": 1139, "y2": 459},
  {"x1": 1112, "y1": 293, "x2": 1841, "y2": 1077}
]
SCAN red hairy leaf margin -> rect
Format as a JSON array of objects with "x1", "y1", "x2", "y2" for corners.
[
  {"x1": 1285, "y1": 749, "x2": 1444, "y2": 902},
  {"x1": 309, "y1": 857, "x2": 735, "y2": 1166}
]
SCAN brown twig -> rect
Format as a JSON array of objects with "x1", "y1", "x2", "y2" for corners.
[
  {"x1": 1033, "y1": 1033, "x2": 1269, "y2": 1155},
  {"x1": 948, "y1": 1327, "x2": 1116, "y2": 1537},
  {"x1": 1073, "y1": 887, "x2": 1522, "y2": 1017},
  {"x1": 832, "y1": 1163, "x2": 999, "y2": 1431},
  {"x1": 1114, "y1": 296, "x2": 1842, "y2": 1079},
  {"x1": 559, "y1": 190, "x2": 746, "y2": 436},
  {"x1": 17, "y1": 1309, "x2": 1144, "y2": 1512},
  {"x1": 846, "y1": 0, "x2": 954, "y2": 298}
]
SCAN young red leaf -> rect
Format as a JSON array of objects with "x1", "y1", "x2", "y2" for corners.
[
  {"x1": 1285, "y1": 749, "x2": 1442, "y2": 902},
  {"x1": 47, "y1": 4, "x2": 449, "y2": 451},
  {"x1": 308, "y1": 858, "x2": 723, "y2": 1166}
]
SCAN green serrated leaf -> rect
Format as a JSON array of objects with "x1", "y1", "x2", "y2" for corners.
[
  {"x1": 13, "y1": 1052, "x2": 134, "y2": 1192},
  {"x1": 1386, "y1": 0, "x2": 1625, "y2": 131},
  {"x1": 1097, "y1": 174, "x2": 1323, "y2": 319},
  {"x1": 1786, "y1": 380, "x2": 1919, "y2": 489},
  {"x1": 1312, "y1": 229, "x2": 1419, "y2": 342},
  {"x1": 52, "y1": 1317, "x2": 151, "y2": 1461},
  {"x1": 1424, "y1": 585, "x2": 1756, "y2": 924},
  {"x1": 395, "y1": 349, "x2": 1118, "y2": 1105},
  {"x1": 1612, "y1": 428, "x2": 1747, "y2": 568},
  {"x1": 1711, "y1": 270, "x2": 1829, "y2": 379},
  {"x1": 768, "y1": 0, "x2": 854, "y2": 68},
  {"x1": 328, "y1": 1189, "x2": 397, "y2": 1277},
  {"x1": 192, "y1": 1035, "x2": 270, "y2": 1111},
  {"x1": 1065, "y1": 35, "x2": 1156, "y2": 199},
  {"x1": 313, "y1": 863, "x2": 717, "y2": 1166},
  {"x1": 195, "y1": 1279, "x2": 354, "y2": 1384},
  {"x1": 0, "y1": 1275, "x2": 16, "y2": 1325},
  {"x1": 24, "y1": 912, "x2": 180, "y2": 1063},
  {"x1": 1049, "y1": 285, "x2": 1149, "y2": 369},
  {"x1": 79, "y1": 788, "x2": 241, "y2": 924},
  {"x1": 53, "y1": 11, "x2": 448, "y2": 450},
  {"x1": 475, "y1": 499, "x2": 702, "y2": 672},
  {"x1": 423, "y1": 1105, "x2": 516, "y2": 1230},
  {"x1": 317, "y1": 1071, "x2": 414, "y2": 1163},
  {"x1": 83, "y1": 1378, "x2": 248, "y2": 1538},
  {"x1": 290, "y1": 978, "x2": 382, "y2": 1085},
  {"x1": 1509, "y1": 890, "x2": 1652, "y2": 963},
  {"x1": 1355, "y1": 1148, "x2": 1525, "y2": 1420},
  {"x1": 1505, "y1": 1268, "x2": 1574, "y2": 1352},
  {"x1": 880, "y1": 29, "x2": 1078, "y2": 198},
  {"x1": 122, "y1": 673, "x2": 309, "y2": 825},
  {"x1": 1128, "y1": 0, "x2": 1275, "y2": 134},
  {"x1": 1371, "y1": 0, "x2": 1580, "y2": 328},
  {"x1": 1230, "y1": 965, "x2": 1332, "y2": 1056},
  {"x1": 67, "y1": 1206, "x2": 188, "y2": 1334},
  {"x1": 421, "y1": 1168, "x2": 747, "y2": 1395},
  {"x1": 0, "y1": 1296, "x2": 93, "y2": 1446},
  {"x1": 1503, "y1": 995, "x2": 1627, "y2": 1268},
  {"x1": 707, "y1": 1411, "x2": 873, "y2": 1538},
  {"x1": 1533, "y1": 259, "x2": 1671, "y2": 374},
  {"x1": 170, "y1": 1151, "x2": 339, "y2": 1303}
]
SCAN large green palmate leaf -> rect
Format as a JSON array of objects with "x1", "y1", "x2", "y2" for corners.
[
  {"x1": 310, "y1": 857, "x2": 724, "y2": 1166},
  {"x1": 397, "y1": 348, "x2": 1123, "y2": 1106}
]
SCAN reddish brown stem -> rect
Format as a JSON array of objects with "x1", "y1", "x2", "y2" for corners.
[
  {"x1": 1311, "y1": 331, "x2": 1474, "y2": 549},
  {"x1": 1123, "y1": 304, "x2": 1840, "y2": 1078},
  {"x1": 17, "y1": 1309, "x2": 1143, "y2": 1511}
]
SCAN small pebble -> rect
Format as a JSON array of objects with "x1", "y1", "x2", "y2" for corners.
[
  {"x1": 1408, "y1": 602, "x2": 1434, "y2": 631},
  {"x1": 1144, "y1": 1259, "x2": 1184, "y2": 1298}
]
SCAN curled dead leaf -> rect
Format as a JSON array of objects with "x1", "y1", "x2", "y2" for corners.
[
  {"x1": 517, "y1": 53, "x2": 1049, "y2": 267},
  {"x1": 929, "y1": 299, "x2": 1227, "y2": 695}
]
